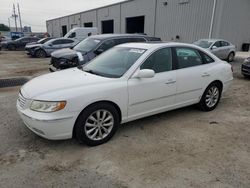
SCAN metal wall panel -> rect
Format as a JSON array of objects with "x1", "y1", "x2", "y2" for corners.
[
  {"x1": 155, "y1": 0, "x2": 214, "y2": 43},
  {"x1": 68, "y1": 14, "x2": 81, "y2": 29},
  {"x1": 120, "y1": 0, "x2": 156, "y2": 36},
  {"x1": 80, "y1": 11, "x2": 98, "y2": 28},
  {"x1": 60, "y1": 17, "x2": 70, "y2": 37},
  {"x1": 97, "y1": 4, "x2": 121, "y2": 33},
  {"x1": 212, "y1": 0, "x2": 250, "y2": 49}
]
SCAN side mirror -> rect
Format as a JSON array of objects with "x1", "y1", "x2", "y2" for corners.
[
  {"x1": 135, "y1": 69, "x2": 155, "y2": 79},
  {"x1": 48, "y1": 43, "x2": 53, "y2": 47},
  {"x1": 211, "y1": 46, "x2": 218, "y2": 50},
  {"x1": 94, "y1": 48, "x2": 104, "y2": 55}
]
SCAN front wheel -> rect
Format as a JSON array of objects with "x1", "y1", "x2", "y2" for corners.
[
  {"x1": 198, "y1": 83, "x2": 222, "y2": 111},
  {"x1": 35, "y1": 49, "x2": 46, "y2": 58},
  {"x1": 74, "y1": 103, "x2": 119, "y2": 146},
  {"x1": 227, "y1": 52, "x2": 235, "y2": 62}
]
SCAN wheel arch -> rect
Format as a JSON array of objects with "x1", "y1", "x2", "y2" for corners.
[
  {"x1": 208, "y1": 80, "x2": 223, "y2": 91},
  {"x1": 72, "y1": 100, "x2": 122, "y2": 138}
]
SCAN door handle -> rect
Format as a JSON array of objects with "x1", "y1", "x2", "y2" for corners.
[
  {"x1": 165, "y1": 79, "x2": 176, "y2": 84},
  {"x1": 202, "y1": 73, "x2": 210, "y2": 77}
]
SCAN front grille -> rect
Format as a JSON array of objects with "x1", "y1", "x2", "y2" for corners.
[
  {"x1": 18, "y1": 92, "x2": 27, "y2": 109},
  {"x1": 242, "y1": 64, "x2": 250, "y2": 74}
]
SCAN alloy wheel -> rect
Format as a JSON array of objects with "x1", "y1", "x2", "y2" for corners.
[
  {"x1": 84, "y1": 109, "x2": 114, "y2": 141},
  {"x1": 205, "y1": 86, "x2": 220, "y2": 108}
]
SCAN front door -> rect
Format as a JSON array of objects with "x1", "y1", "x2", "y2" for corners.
[{"x1": 128, "y1": 47, "x2": 176, "y2": 120}]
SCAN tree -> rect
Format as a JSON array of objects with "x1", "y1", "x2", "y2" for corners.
[{"x1": 0, "y1": 24, "x2": 10, "y2": 31}]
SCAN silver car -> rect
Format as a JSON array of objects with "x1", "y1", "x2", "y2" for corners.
[
  {"x1": 194, "y1": 39, "x2": 236, "y2": 62},
  {"x1": 25, "y1": 38, "x2": 78, "y2": 58}
]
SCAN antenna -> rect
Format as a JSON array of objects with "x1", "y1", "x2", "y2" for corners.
[{"x1": 17, "y1": 3, "x2": 23, "y2": 32}]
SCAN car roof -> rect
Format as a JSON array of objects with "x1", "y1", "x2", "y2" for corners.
[
  {"x1": 117, "y1": 42, "x2": 198, "y2": 50},
  {"x1": 50, "y1": 38, "x2": 74, "y2": 42},
  {"x1": 90, "y1": 34, "x2": 150, "y2": 40},
  {"x1": 198, "y1": 39, "x2": 228, "y2": 43}
]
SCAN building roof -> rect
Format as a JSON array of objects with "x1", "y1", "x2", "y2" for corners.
[{"x1": 47, "y1": 0, "x2": 133, "y2": 22}]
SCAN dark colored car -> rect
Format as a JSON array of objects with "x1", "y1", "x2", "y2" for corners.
[
  {"x1": 49, "y1": 34, "x2": 161, "y2": 72},
  {"x1": 242, "y1": 57, "x2": 250, "y2": 78},
  {"x1": 1, "y1": 37, "x2": 39, "y2": 50}
]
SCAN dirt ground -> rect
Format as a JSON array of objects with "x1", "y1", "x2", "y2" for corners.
[{"x1": 0, "y1": 51, "x2": 249, "y2": 188}]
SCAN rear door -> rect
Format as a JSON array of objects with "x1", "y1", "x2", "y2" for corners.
[{"x1": 174, "y1": 47, "x2": 216, "y2": 105}]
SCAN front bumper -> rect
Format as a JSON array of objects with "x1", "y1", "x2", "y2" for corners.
[
  {"x1": 242, "y1": 64, "x2": 250, "y2": 76},
  {"x1": 17, "y1": 100, "x2": 78, "y2": 140}
]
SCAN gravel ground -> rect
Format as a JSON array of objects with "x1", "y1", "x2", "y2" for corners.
[{"x1": 0, "y1": 51, "x2": 249, "y2": 188}]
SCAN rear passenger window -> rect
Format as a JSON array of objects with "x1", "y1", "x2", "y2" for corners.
[
  {"x1": 175, "y1": 48, "x2": 203, "y2": 69},
  {"x1": 141, "y1": 48, "x2": 172, "y2": 73},
  {"x1": 200, "y1": 52, "x2": 215, "y2": 63}
]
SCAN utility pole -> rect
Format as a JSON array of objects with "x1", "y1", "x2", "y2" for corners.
[
  {"x1": 17, "y1": 3, "x2": 23, "y2": 32},
  {"x1": 12, "y1": 4, "x2": 18, "y2": 32}
]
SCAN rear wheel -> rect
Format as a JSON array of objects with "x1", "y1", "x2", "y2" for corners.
[
  {"x1": 35, "y1": 49, "x2": 46, "y2": 58},
  {"x1": 227, "y1": 52, "x2": 235, "y2": 62},
  {"x1": 198, "y1": 82, "x2": 222, "y2": 111},
  {"x1": 75, "y1": 102, "x2": 119, "y2": 146}
]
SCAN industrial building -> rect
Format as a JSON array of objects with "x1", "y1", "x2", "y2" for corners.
[{"x1": 46, "y1": 0, "x2": 250, "y2": 49}]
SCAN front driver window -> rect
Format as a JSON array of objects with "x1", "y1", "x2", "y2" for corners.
[
  {"x1": 213, "y1": 41, "x2": 221, "y2": 48},
  {"x1": 141, "y1": 48, "x2": 172, "y2": 73}
]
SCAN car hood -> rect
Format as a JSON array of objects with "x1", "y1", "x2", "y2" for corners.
[
  {"x1": 25, "y1": 44, "x2": 42, "y2": 48},
  {"x1": 51, "y1": 48, "x2": 79, "y2": 59},
  {"x1": 21, "y1": 68, "x2": 112, "y2": 99}
]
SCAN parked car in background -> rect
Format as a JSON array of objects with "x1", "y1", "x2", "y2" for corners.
[
  {"x1": 194, "y1": 39, "x2": 236, "y2": 62},
  {"x1": 49, "y1": 34, "x2": 161, "y2": 72},
  {"x1": 17, "y1": 42, "x2": 233, "y2": 146},
  {"x1": 26, "y1": 37, "x2": 54, "y2": 46},
  {"x1": 242, "y1": 57, "x2": 250, "y2": 78},
  {"x1": 64, "y1": 27, "x2": 98, "y2": 42},
  {"x1": 1, "y1": 37, "x2": 39, "y2": 50},
  {"x1": 24, "y1": 38, "x2": 78, "y2": 58},
  {"x1": 0, "y1": 36, "x2": 12, "y2": 42}
]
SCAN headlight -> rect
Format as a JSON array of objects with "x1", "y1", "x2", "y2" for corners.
[{"x1": 30, "y1": 100, "x2": 66, "y2": 113}]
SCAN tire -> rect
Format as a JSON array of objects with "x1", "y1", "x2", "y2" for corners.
[
  {"x1": 227, "y1": 52, "x2": 235, "y2": 62},
  {"x1": 198, "y1": 82, "x2": 222, "y2": 111},
  {"x1": 35, "y1": 49, "x2": 47, "y2": 58},
  {"x1": 74, "y1": 102, "x2": 120, "y2": 146}
]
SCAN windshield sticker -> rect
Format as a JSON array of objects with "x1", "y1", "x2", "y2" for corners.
[{"x1": 129, "y1": 49, "x2": 145, "y2": 54}]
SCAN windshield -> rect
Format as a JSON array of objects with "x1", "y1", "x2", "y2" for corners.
[
  {"x1": 83, "y1": 47, "x2": 146, "y2": 78},
  {"x1": 194, "y1": 40, "x2": 213, "y2": 49},
  {"x1": 74, "y1": 38, "x2": 100, "y2": 52}
]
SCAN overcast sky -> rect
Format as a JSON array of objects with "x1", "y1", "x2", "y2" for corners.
[{"x1": 0, "y1": 0, "x2": 125, "y2": 32}]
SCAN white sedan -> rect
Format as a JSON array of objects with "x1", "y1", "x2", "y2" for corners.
[{"x1": 17, "y1": 42, "x2": 233, "y2": 146}]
